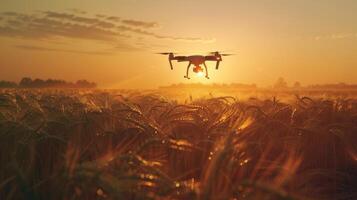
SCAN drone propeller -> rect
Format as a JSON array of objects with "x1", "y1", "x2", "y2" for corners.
[
  {"x1": 208, "y1": 51, "x2": 236, "y2": 56},
  {"x1": 156, "y1": 52, "x2": 173, "y2": 55},
  {"x1": 209, "y1": 51, "x2": 235, "y2": 55},
  {"x1": 221, "y1": 53, "x2": 235, "y2": 56},
  {"x1": 156, "y1": 52, "x2": 183, "y2": 55}
]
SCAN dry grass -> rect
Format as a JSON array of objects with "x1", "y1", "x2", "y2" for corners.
[{"x1": 0, "y1": 89, "x2": 357, "y2": 200}]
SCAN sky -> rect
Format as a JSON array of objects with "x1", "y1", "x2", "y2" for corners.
[{"x1": 0, "y1": 0, "x2": 357, "y2": 88}]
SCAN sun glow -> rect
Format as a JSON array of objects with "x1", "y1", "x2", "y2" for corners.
[{"x1": 197, "y1": 71, "x2": 204, "y2": 77}]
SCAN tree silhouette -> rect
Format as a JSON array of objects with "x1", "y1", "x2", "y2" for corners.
[
  {"x1": 76, "y1": 80, "x2": 97, "y2": 88},
  {"x1": 19, "y1": 77, "x2": 33, "y2": 87},
  {"x1": 17, "y1": 77, "x2": 97, "y2": 88},
  {"x1": 293, "y1": 81, "x2": 301, "y2": 88},
  {"x1": 274, "y1": 77, "x2": 288, "y2": 89},
  {"x1": 0, "y1": 81, "x2": 17, "y2": 88}
]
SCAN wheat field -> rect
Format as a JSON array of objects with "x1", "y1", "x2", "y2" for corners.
[{"x1": 0, "y1": 89, "x2": 356, "y2": 200}]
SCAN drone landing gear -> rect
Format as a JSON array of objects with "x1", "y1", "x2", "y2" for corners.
[
  {"x1": 203, "y1": 62, "x2": 210, "y2": 80},
  {"x1": 184, "y1": 63, "x2": 192, "y2": 80}
]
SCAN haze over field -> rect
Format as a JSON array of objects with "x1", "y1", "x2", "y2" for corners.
[{"x1": 1, "y1": 0, "x2": 357, "y2": 88}]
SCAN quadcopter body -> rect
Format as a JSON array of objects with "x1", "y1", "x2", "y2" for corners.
[{"x1": 158, "y1": 51, "x2": 232, "y2": 79}]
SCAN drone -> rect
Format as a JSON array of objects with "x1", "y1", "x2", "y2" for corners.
[{"x1": 157, "y1": 51, "x2": 233, "y2": 79}]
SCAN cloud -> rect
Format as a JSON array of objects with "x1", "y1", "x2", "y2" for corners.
[
  {"x1": 117, "y1": 25, "x2": 215, "y2": 42},
  {"x1": 0, "y1": 11, "x2": 213, "y2": 42},
  {"x1": 43, "y1": 11, "x2": 116, "y2": 28},
  {"x1": 0, "y1": 18, "x2": 121, "y2": 41},
  {"x1": 153, "y1": 35, "x2": 216, "y2": 43},
  {"x1": 0, "y1": 10, "x2": 215, "y2": 54},
  {"x1": 15, "y1": 45, "x2": 113, "y2": 55},
  {"x1": 0, "y1": 11, "x2": 128, "y2": 41},
  {"x1": 96, "y1": 14, "x2": 106, "y2": 18},
  {"x1": 121, "y1": 19, "x2": 158, "y2": 28},
  {"x1": 1, "y1": 12, "x2": 19, "y2": 16},
  {"x1": 106, "y1": 16, "x2": 121, "y2": 22},
  {"x1": 315, "y1": 33, "x2": 357, "y2": 41}
]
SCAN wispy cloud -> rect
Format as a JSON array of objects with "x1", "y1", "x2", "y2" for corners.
[
  {"x1": 106, "y1": 16, "x2": 121, "y2": 22},
  {"x1": 116, "y1": 25, "x2": 215, "y2": 43},
  {"x1": 43, "y1": 11, "x2": 115, "y2": 28},
  {"x1": 0, "y1": 11, "x2": 124, "y2": 42},
  {"x1": 0, "y1": 10, "x2": 215, "y2": 54},
  {"x1": 15, "y1": 45, "x2": 113, "y2": 55},
  {"x1": 315, "y1": 33, "x2": 357, "y2": 41},
  {"x1": 121, "y1": 19, "x2": 158, "y2": 28}
]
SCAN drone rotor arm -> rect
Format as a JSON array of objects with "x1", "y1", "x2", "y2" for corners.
[{"x1": 175, "y1": 56, "x2": 188, "y2": 62}]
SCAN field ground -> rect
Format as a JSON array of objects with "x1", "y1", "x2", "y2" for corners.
[{"x1": 1, "y1": 89, "x2": 357, "y2": 200}]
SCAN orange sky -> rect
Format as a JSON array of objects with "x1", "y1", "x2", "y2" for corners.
[{"x1": 0, "y1": 0, "x2": 357, "y2": 88}]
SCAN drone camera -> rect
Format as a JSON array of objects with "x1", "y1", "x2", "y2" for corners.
[{"x1": 193, "y1": 65, "x2": 203, "y2": 73}]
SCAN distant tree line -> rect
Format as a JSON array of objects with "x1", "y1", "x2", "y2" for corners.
[
  {"x1": 0, "y1": 78, "x2": 97, "y2": 88},
  {"x1": 0, "y1": 81, "x2": 18, "y2": 88},
  {"x1": 273, "y1": 77, "x2": 357, "y2": 90},
  {"x1": 160, "y1": 78, "x2": 357, "y2": 91},
  {"x1": 160, "y1": 83, "x2": 257, "y2": 89},
  {"x1": 306, "y1": 82, "x2": 357, "y2": 90}
]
